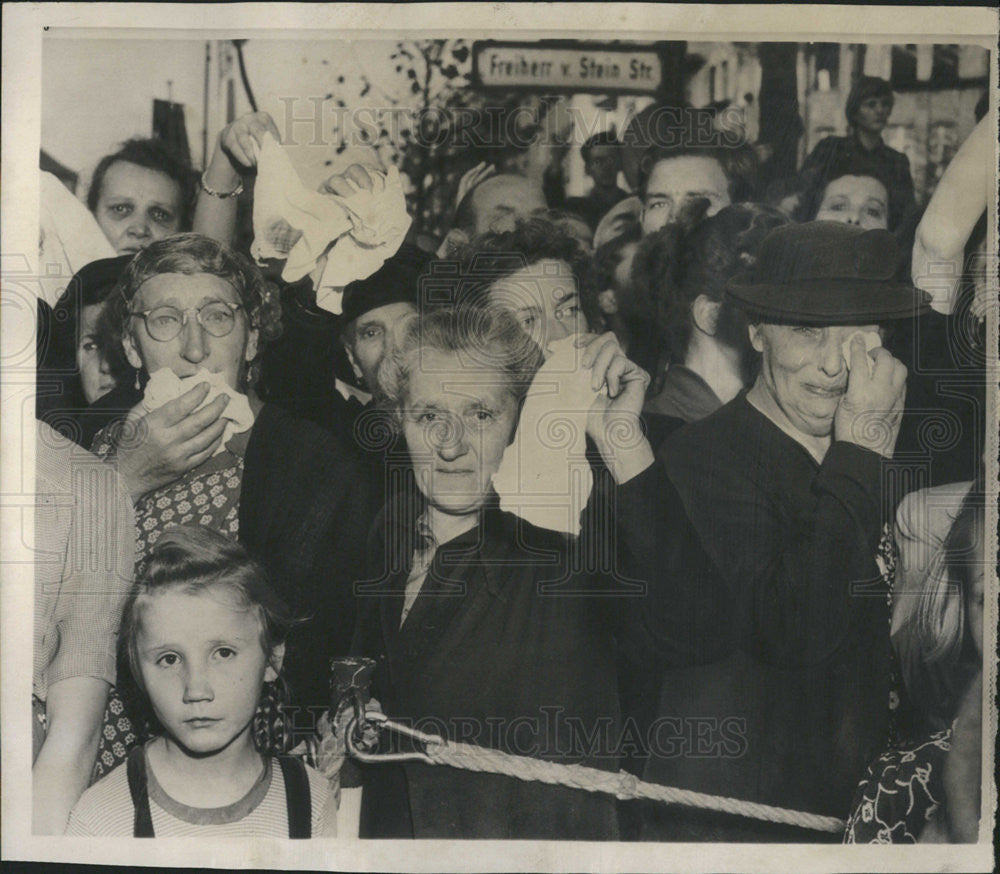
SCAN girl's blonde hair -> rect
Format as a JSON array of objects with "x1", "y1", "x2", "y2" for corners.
[
  {"x1": 893, "y1": 487, "x2": 985, "y2": 730},
  {"x1": 120, "y1": 525, "x2": 295, "y2": 704}
]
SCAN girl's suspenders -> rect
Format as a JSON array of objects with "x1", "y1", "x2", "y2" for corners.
[
  {"x1": 277, "y1": 755, "x2": 312, "y2": 838},
  {"x1": 126, "y1": 746, "x2": 312, "y2": 838},
  {"x1": 125, "y1": 746, "x2": 155, "y2": 838}
]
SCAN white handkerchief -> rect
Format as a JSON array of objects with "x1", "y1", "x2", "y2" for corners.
[
  {"x1": 841, "y1": 330, "x2": 881, "y2": 377},
  {"x1": 250, "y1": 134, "x2": 411, "y2": 311},
  {"x1": 38, "y1": 171, "x2": 117, "y2": 308},
  {"x1": 142, "y1": 368, "x2": 255, "y2": 456},
  {"x1": 491, "y1": 335, "x2": 603, "y2": 536}
]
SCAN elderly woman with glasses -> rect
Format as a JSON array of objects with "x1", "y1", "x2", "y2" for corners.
[{"x1": 89, "y1": 234, "x2": 377, "y2": 772}]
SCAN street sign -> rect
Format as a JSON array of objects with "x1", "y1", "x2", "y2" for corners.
[{"x1": 472, "y1": 41, "x2": 663, "y2": 95}]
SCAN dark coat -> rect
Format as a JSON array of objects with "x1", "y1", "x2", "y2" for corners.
[
  {"x1": 644, "y1": 394, "x2": 890, "y2": 841},
  {"x1": 240, "y1": 402, "x2": 379, "y2": 714},
  {"x1": 886, "y1": 309, "x2": 986, "y2": 490},
  {"x1": 352, "y1": 463, "x2": 728, "y2": 840}
]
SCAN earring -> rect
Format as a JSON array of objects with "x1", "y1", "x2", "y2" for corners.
[{"x1": 133, "y1": 369, "x2": 141, "y2": 391}]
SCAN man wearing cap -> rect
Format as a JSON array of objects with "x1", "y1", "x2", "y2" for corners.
[
  {"x1": 258, "y1": 243, "x2": 430, "y2": 456},
  {"x1": 338, "y1": 244, "x2": 430, "y2": 404},
  {"x1": 638, "y1": 221, "x2": 928, "y2": 841}
]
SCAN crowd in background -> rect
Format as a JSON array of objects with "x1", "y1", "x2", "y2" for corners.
[{"x1": 31, "y1": 72, "x2": 991, "y2": 843}]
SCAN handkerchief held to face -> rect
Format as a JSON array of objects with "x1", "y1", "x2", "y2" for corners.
[
  {"x1": 250, "y1": 134, "x2": 411, "y2": 314},
  {"x1": 841, "y1": 329, "x2": 882, "y2": 377},
  {"x1": 491, "y1": 335, "x2": 603, "y2": 536},
  {"x1": 142, "y1": 368, "x2": 255, "y2": 457}
]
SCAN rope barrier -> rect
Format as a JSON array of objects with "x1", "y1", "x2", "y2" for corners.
[{"x1": 344, "y1": 712, "x2": 847, "y2": 834}]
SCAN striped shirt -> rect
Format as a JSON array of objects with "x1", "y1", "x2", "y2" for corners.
[{"x1": 66, "y1": 751, "x2": 337, "y2": 837}]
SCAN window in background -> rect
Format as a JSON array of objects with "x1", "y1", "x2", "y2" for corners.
[{"x1": 812, "y1": 43, "x2": 840, "y2": 91}]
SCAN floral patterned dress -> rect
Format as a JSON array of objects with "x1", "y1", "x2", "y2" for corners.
[
  {"x1": 844, "y1": 729, "x2": 951, "y2": 843},
  {"x1": 90, "y1": 424, "x2": 246, "y2": 779}
]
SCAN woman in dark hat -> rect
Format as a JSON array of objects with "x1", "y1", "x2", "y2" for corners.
[
  {"x1": 799, "y1": 77, "x2": 917, "y2": 244},
  {"x1": 36, "y1": 254, "x2": 134, "y2": 448},
  {"x1": 637, "y1": 221, "x2": 929, "y2": 842}
]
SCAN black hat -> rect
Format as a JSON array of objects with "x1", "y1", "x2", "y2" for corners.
[
  {"x1": 725, "y1": 221, "x2": 931, "y2": 325},
  {"x1": 339, "y1": 244, "x2": 434, "y2": 329},
  {"x1": 54, "y1": 255, "x2": 134, "y2": 313},
  {"x1": 50, "y1": 254, "x2": 133, "y2": 344},
  {"x1": 40, "y1": 254, "x2": 132, "y2": 379}
]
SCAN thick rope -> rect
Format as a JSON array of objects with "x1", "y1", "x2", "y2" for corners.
[{"x1": 351, "y1": 716, "x2": 846, "y2": 834}]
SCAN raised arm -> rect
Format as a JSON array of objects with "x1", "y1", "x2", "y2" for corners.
[
  {"x1": 33, "y1": 454, "x2": 134, "y2": 833},
  {"x1": 193, "y1": 111, "x2": 281, "y2": 246},
  {"x1": 580, "y1": 332, "x2": 731, "y2": 665},
  {"x1": 912, "y1": 118, "x2": 990, "y2": 314}
]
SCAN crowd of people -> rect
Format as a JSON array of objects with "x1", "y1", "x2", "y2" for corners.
[{"x1": 32, "y1": 73, "x2": 991, "y2": 843}]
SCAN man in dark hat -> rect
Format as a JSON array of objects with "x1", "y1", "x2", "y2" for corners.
[
  {"x1": 638, "y1": 221, "x2": 929, "y2": 842},
  {"x1": 338, "y1": 243, "x2": 430, "y2": 404},
  {"x1": 799, "y1": 76, "x2": 916, "y2": 243},
  {"x1": 254, "y1": 242, "x2": 431, "y2": 454}
]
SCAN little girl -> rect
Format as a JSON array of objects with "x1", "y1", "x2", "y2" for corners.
[
  {"x1": 67, "y1": 525, "x2": 338, "y2": 837},
  {"x1": 846, "y1": 485, "x2": 986, "y2": 843}
]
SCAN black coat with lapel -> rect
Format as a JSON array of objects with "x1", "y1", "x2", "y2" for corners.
[{"x1": 353, "y1": 463, "x2": 730, "y2": 839}]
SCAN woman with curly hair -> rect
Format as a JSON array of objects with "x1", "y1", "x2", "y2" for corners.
[
  {"x1": 640, "y1": 203, "x2": 789, "y2": 424},
  {"x1": 453, "y1": 216, "x2": 594, "y2": 355},
  {"x1": 798, "y1": 76, "x2": 916, "y2": 242},
  {"x1": 89, "y1": 233, "x2": 377, "y2": 775}
]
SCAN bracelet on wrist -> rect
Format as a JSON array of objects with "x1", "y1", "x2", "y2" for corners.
[{"x1": 199, "y1": 171, "x2": 244, "y2": 199}]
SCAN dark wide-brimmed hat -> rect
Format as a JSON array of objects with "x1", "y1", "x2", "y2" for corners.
[
  {"x1": 339, "y1": 243, "x2": 435, "y2": 329},
  {"x1": 725, "y1": 221, "x2": 931, "y2": 325},
  {"x1": 55, "y1": 255, "x2": 134, "y2": 313},
  {"x1": 49, "y1": 254, "x2": 134, "y2": 347}
]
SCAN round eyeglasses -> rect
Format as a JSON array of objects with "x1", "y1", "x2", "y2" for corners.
[{"x1": 129, "y1": 300, "x2": 245, "y2": 342}]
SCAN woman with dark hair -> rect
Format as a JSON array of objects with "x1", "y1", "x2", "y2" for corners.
[
  {"x1": 455, "y1": 217, "x2": 593, "y2": 354},
  {"x1": 799, "y1": 76, "x2": 916, "y2": 239},
  {"x1": 587, "y1": 223, "x2": 656, "y2": 372},
  {"x1": 353, "y1": 305, "x2": 727, "y2": 839},
  {"x1": 797, "y1": 164, "x2": 895, "y2": 232},
  {"x1": 87, "y1": 138, "x2": 197, "y2": 255},
  {"x1": 36, "y1": 254, "x2": 133, "y2": 448},
  {"x1": 641, "y1": 203, "x2": 788, "y2": 424},
  {"x1": 88, "y1": 233, "x2": 377, "y2": 776}
]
